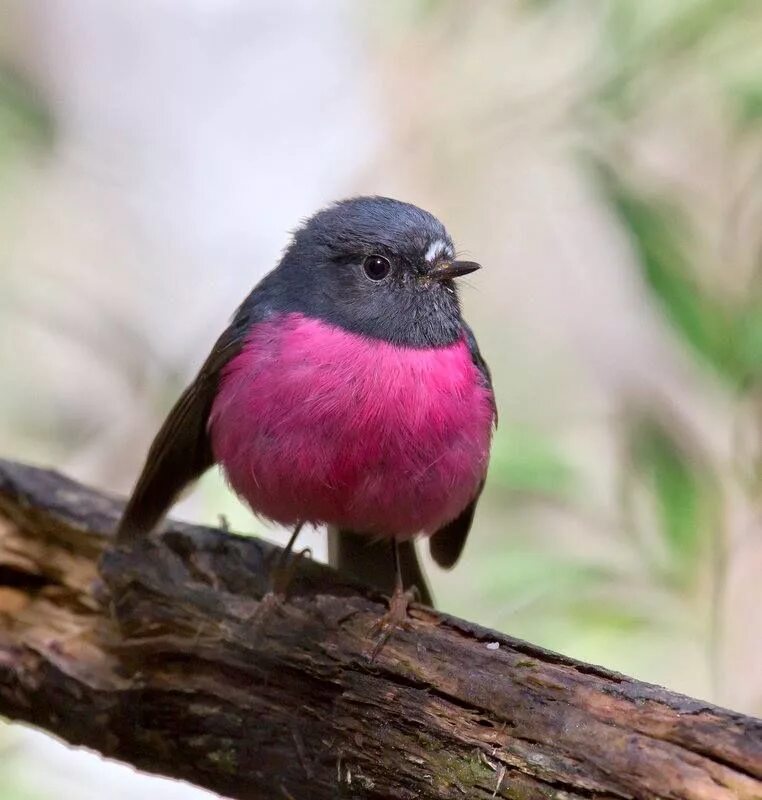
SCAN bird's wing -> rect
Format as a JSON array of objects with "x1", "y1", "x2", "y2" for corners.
[
  {"x1": 429, "y1": 322, "x2": 496, "y2": 569},
  {"x1": 428, "y1": 481, "x2": 485, "y2": 569},
  {"x1": 462, "y1": 320, "x2": 497, "y2": 427},
  {"x1": 116, "y1": 303, "x2": 258, "y2": 544}
]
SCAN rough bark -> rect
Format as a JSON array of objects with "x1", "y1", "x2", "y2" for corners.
[{"x1": 0, "y1": 459, "x2": 760, "y2": 800}]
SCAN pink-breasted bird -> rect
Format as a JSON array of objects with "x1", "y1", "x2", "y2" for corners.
[{"x1": 117, "y1": 196, "x2": 496, "y2": 629}]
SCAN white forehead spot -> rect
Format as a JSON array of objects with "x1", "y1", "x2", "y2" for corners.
[{"x1": 425, "y1": 239, "x2": 451, "y2": 263}]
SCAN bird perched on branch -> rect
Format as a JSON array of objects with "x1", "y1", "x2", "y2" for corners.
[{"x1": 117, "y1": 196, "x2": 496, "y2": 644}]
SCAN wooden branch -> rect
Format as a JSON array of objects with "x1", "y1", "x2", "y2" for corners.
[{"x1": 0, "y1": 459, "x2": 760, "y2": 800}]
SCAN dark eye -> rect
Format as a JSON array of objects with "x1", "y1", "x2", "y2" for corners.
[{"x1": 363, "y1": 254, "x2": 391, "y2": 281}]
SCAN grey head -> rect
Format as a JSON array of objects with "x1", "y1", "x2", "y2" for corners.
[{"x1": 251, "y1": 196, "x2": 480, "y2": 347}]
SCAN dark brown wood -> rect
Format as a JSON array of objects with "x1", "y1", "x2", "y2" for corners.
[{"x1": 0, "y1": 458, "x2": 760, "y2": 800}]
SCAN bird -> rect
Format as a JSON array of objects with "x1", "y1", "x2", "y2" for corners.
[{"x1": 116, "y1": 196, "x2": 496, "y2": 640}]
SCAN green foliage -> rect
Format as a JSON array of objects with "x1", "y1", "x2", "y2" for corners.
[
  {"x1": 591, "y1": 165, "x2": 727, "y2": 591},
  {"x1": 631, "y1": 421, "x2": 715, "y2": 587},
  {"x1": 730, "y1": 81, "x2": 762, "y2": 127},
  {"x1": 597, "y1": 0, "x2": 760, "y2": 115},
  {"x1": 489, "y1": 425, "x2": 576, "y2": 497},
  {"x1": 0, "y1": 66, "x2": 52, "y2": 164},
  {"x1": 559, "y1": 596, "x2": 652, "y2": 633},
  {"x1": 735, "y1": 310, "x2": 762, "y2": 385},
  {"x1": 594, "y1": 165, "x2": 762, "y2": 390},
  {"x1": 454, "y1": 536, "x2": 673, "y2": 676}
]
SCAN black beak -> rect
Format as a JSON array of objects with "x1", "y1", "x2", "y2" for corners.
[{"x1": 429, "y1": 260, "x2": 481, "y2": 282}]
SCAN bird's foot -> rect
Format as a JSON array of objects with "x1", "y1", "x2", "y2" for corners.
[
  {"x1": 272, "y1": 546, "x2": 312, "y2": 594},
  {"x1": 247, "y1": 589, "x2": 286, "y2": 636},
  {"x1": 368, "y1": 584, "x2": 415, "y2": 660},
  {"x1": 248, "y1": 547, "x2": 312, "y2": 635}
]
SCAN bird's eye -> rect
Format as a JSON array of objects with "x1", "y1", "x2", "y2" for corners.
[{"x1": 362, "y1": 255, "x2": 391, "y2": 281}]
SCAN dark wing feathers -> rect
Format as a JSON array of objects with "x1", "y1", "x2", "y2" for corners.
[
  {"x1": 429, "y1": 322, "x2": 495, "y2": 569},
  {"x1": 116, "y1": 324, "x2": 245, "y2": 544},
  {"x1": 462, "y1": 320, "x2": 497, "y2": 427},
  {"x1": 429, "y1": 480, "x2": 485, "y2": 569}
]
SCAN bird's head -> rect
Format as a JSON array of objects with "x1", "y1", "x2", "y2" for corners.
[{"x1": 264, "y1": 196, "x2": 480, "y2": 347}]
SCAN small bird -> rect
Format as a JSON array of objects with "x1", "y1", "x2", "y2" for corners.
[{"x1": 117, "y1": 196, "x2": 496, "y2": 636}]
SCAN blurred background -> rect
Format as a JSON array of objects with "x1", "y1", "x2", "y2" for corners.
[{"x1": 1, "y1": 0, "x2": 761, "y2": 797}]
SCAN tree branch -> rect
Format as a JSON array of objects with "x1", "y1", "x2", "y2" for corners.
[{"x1": 0, "y1": 459, "x2": 759, "y2": 800}]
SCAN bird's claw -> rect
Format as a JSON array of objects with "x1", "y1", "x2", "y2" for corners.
[
  {"x1": 248, "y1": 545, "x2": 313, "y2": 635},
  {"x1": 271, "y1": 546, "x2": 311, "y2": 595},
  {"x1": 368, "y1": 586, "x2": 415, "y2": 661},
  {"x1": 247, "y1": 589, "x2": 286, "y2": 636}
]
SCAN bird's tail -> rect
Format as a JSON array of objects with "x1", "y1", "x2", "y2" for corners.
[{"x1": 327, "y1": 527, "x2": 433, "y2": 607}]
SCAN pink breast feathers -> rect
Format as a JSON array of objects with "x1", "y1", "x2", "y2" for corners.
[{"x1": 208, "y1": 312, "x2": 494, "y2": 539}]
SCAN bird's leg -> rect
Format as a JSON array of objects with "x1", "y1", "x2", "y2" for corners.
[
  {"x1": 249, "y1": 521, "x2": 305, "y2": 631},
  {"x1": 369, "y1": 539, "x2": 415, "y2": 659},
  {"x1": 271, "y1": 521, "x2": 309, "y2": 593}
]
